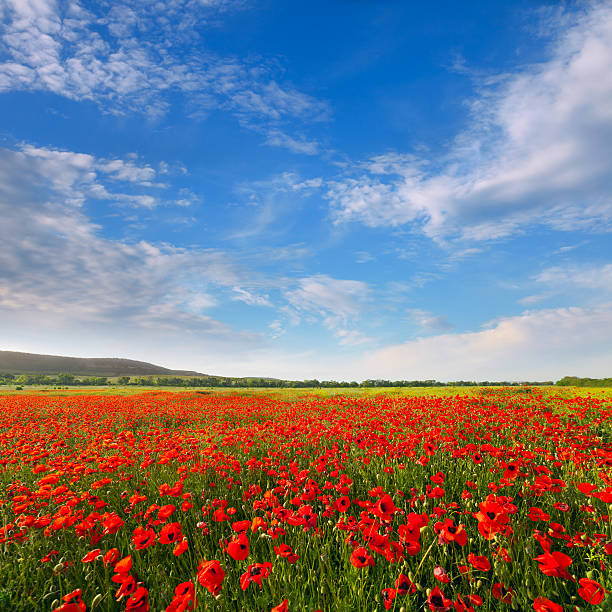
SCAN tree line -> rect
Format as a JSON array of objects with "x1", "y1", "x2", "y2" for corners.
[{"x1": 0, "y1": 372, "x2": 560, "y2": 388}]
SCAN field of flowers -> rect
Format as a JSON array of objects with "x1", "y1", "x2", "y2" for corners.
[{"x1": 0, "y1": 389, "x2": 610, "y2": 611}]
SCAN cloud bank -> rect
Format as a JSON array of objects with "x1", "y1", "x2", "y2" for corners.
[{"x1": 327, "y1": 3, "x2": 612, "y2": 241}]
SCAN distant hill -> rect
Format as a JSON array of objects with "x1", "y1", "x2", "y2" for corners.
[{"x1": 0, "y1": 350, "x2": 207, "y2": 377}]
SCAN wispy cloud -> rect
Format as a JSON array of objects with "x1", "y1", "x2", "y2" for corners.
[
  {"x1": 326, "y1": 3, "x2": 612, "y2": 240},
  {"x1": 406, "y1": 309, "x2": 454, "y2": 332},
  {"x1": 283, "y1": 275, "x2": 371, "y2": 345},
  {"x1": 0, "y1": 0, "x2": 328, "y2": 151}
]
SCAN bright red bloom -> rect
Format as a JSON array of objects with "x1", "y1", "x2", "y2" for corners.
[
  {"x1": 427, "y1": 586, "x2": 453, "y2": 611},
  {"x1": 81, "y1": 548, "x2": 101, "y2": 563},
  {"x1": 578, "y1": 578, "x2": 607, "y2": 605},
  {"x1": 126, "y1": 586, "x2": 149, "y2": 612},
  {"x1": 395, "y1": 573, "x2": 416, "y2": 595},
  {"x1": 533, "y1": 597, "x2": 563, "y2": 612},
  {"x1": 159, "y1": 522, "x2": 183, "y2": 545},
  {"x1": 492, "y1": 583, "x2": 513, "y2": 604},
  {"x1": 334, "y1": 496, "x2": 350, "y2": 513},
  {"x1": 434, "y1": 565, "x2": 450, "y2": 583},
  {"x1": 132, "y1": 526, "x2": 156, "y2": 550},
  {"x1": 382, "y1": 588, "x2": 396, "y2": 610},
  {"x1": 350, "y1": 546, "x2": 375, "y2": 568},
  {"x1": 173, "y1": 539, "x2": 188, "y2": 557},
  {"x1": 533, "y1": 550, "x2": 573, "y2": 580},
  {"x1": 166, "y1": 581, "x2": 197, "y2": 612},
  {"x1": 240, "y1": 562, "x2": 272, "y2": 590},
  {"x1": 271, "y1": 600, "x2": 288, "y2": 612},
  {"x1": 274, "y1": 543, "x2": 299, "y2": 563},
  {"x1": 467, "y1": 553, "x2": 491, "y2": 572},
  {"x1": 473, "y1": 500, "x2": 509, "y2": 540},
  {"x1": 435, "y1": 518, "x2": 468, "y2": 547},
  {"x1": 197, "y1": 560, "x2": 225, "y2": 596},
  {"x1": 224, "y1": 533, "x2": 250, "y2": 561}
]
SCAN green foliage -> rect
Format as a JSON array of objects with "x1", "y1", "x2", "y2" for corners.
[{"x1": 556, "y1": 376, "x2": 612, "y2": 387}]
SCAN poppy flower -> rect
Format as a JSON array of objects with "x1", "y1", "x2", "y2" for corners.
[
  {"x1": 232, "y1": 520, "x2": 251, "y2": 533},
  {"x1": 275, "y1": 543, "x2": 299, "y2": 563},
  {"x1": 240, "y1": 562, "x2": 272, "y2": 590},
  {"x1": 491, "y1": 583, "x2": 513, "y2": 604},
  {"x1": 467, "y1": 553, "x2": 491, "y2": 572},
  {"x1": 382, "y1": 588, "x2": 396, "y2": 610},
  {"x1": 395, "y1": 573, "x2": 416, "y2": 595},
  {"x1": 159, "y1": 522, "x2": 183, "y2": 545},
  {"x1": 473, "y1": 500, "x2": 509, "y2": 540},
  {"x1": 103, "y1": 548, "x2": 120, "y2": 565},
  {"x1": 433, "y1": 565, "x2": 450, "y2": 583},
  {"x1": 114, "y1": 555, "x2": 132, "y2": 575},
  {"x1": 197, "y1": 559, "x2": 225, "y2": 596},
  {"x1": 532, "y1": 597, "x2": 563, "y2": 612},
  {"x1": 173, "y1": 538, "x2": 188, "y2": 556},
  {"x1": 350, "y1": 547, "x2": 375, "y2": 568},
  {"x1": 132, "y1": 526, "x2": 156, "y2": 550},
  {"x1": 334, "y1": 496, "x2": 350, "y2": 513},
  {"x1": 427, "y1": 586, "x2": 453, "y2": 611},
  {"x1": 166, "y1": 580, "x2": 197, "y2": 611},
  {"x1": 115, "y1": 575, "x2": 137, "y2": 600},
  {"x1": 271, "y1": 600, "x2": 288, "y2": 612},
  {"x1": 533, "y1": 550, "x2": 573, "y2": 580},
  {"x1": 125, "y1": 586, "x2": 149, "y2": 612},
  {"x1": 578, "y1": 578, "x2": 607, "y2": 605},
  {"x1": 435, "y1": 518, "x2": 468, "y2": 547},
  {"x1": 81, "y1": 548, "x2": 100, "y2": 563},
  {"x1": 224, "y1": 534, "x2": 250, "y2": 561}
]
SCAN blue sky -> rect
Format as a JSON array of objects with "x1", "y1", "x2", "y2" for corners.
[{"x1": 1, "y1": 0, "x2": 612, "y2": 381}]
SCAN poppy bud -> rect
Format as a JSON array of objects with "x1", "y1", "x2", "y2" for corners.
[{"x1": 91, "y1": 593, "x2": 103, "y2": 608}]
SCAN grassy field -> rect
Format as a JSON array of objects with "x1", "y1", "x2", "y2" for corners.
[{"x1": 0, "y1": 387, "x2": 610, "y2": 611}]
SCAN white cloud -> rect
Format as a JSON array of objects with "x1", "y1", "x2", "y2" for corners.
[
  {"x1": 263, "y1": 129, "x2": 320, "y2": 155},
  {"x1": 0, "y1": 0, "x2": 328, "y2": 151},
  {"x1": 361, "y1": 305, "x2": 612, "y2": 380},
  {"x1": 327, "y1": 3, "x2": 612, "y2": 240},
  {"x1": 406, "y1": 309, "x2": 454, "y2": 332},
  {"x1": 535, "y1": 262, "x2": 612, "y2": 291},
  {"x1": 232, "y1": 287, "x2": 272, "y2": 307},
  {"x1": 0, "y1": 145, "x2": 252, "y2": 335},
  {"x1": 282, "y1": 275, "x2": 370, "y2": 345},
  {"x1": 14, "y1": 144, "x2": 172, "y2": 208}
]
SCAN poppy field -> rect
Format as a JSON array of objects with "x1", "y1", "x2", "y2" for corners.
[{"x1": 0, "y1": 389, "x2": 611, "y2": 611}]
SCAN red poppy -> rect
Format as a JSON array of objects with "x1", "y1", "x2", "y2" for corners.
[
  {"x1": 473, "y1": 500, "x2": 509, "y2": 540},
  {"x1": 274, "y1": 543, "x2": 299, "y2": 563},
  {"x1": 427, "y1": 586, "x2": 453, "y2": 611},
  {"x1": 224, "y1": 534, "x2": 250, "y2": 561},
  {"x1": 532, "y1": 597, "x2": 563, "y2": 612},
  {"x1": 334, "y1": 496, "x2": 350, "y2": 513},
  {"x1": 467, "y1": 553, "x2": 491, "y2": 572},
  {"x1": 578, "y1": 578, "x2": 607, "y2": 605},
  {"x1": 435, "y1": 518, "x2": 468, "y2": 547},
  {"x1": 173, "y1": 538, "x2": 188, "y2": 556},
  {"x1": 240, "y1": 562, "x2": 272, "y2": 590},
  {"x1": 491, "y1": 583, "x2": 513, "y2": 604},
  {"x1": 197, "y1": 559, "x2": 225, "y2": 596},
  {"x1": 350, "y1": 546, "x2": 375, "y2": 568},
  {"x1": 125, "y1": 586, "x2": 149, "y2": 612},
  {"x1": 81, "y1": 548, "x2": 101, "y2": 563},
  {"x1": 533, "y1": 550, "x2": 573, "y2": 580},
  {"x1": 395, "y1": 573, "x2": 416, "y2": 595},
  {"x1": 382, "y1": 588, "x2": 396, "y2": 610},
  {"x1": 158, "y1": 522, "x2": 183, "y2": 545},
  {"x1": 132, "y1": 526, "x2": 156, "y2": 550},
  {"x1": 434, "y1": 565, "x2": 450, "y2": 583},
  {"x1": 103, "y1": 548, "x2": 120, "y2": 565},
  {"x1": 271, "y1": 600, "x2": 288, "y2": 612}
]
